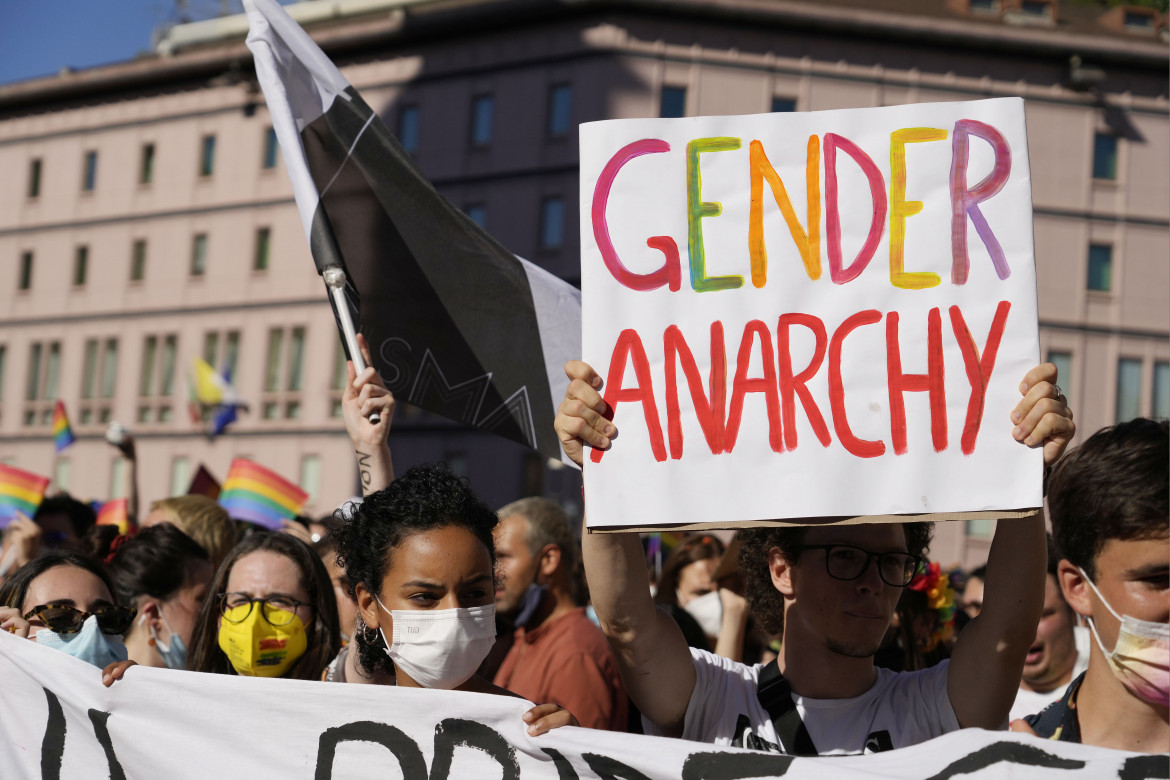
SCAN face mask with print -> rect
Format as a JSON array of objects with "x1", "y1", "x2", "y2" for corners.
[
  {"x1": 1080, "y1": 567, "x2": 1170, "y2": 707},
  {"x1": 375, "y1": 596, "x2": 496, "y2": 689},
  {"x1": 37, "y1": 615, "x2": 128, "y2": 668},
  {"x1": 145, "y1": 611, "x2": 188, "y2": 671},
  {"x1": 217, "y1": 605, "x2": 308, "y2": 678},
  {"x1": 684, "y1": 590, "x2": 724, "y2": 639}
]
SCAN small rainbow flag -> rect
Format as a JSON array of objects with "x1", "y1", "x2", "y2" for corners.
[
  {"x1": 218, "y1": 459, "x2": 308, "y2": 531},
  {"x1": 95, "y1": 498, "x2": 135, "y2": 536},
  {"x1": 0, "y1": 463, "x2": 50, "y2": 527},
  {"x1": 52, "y1": 401, "x2": 75, "y2": 453}
]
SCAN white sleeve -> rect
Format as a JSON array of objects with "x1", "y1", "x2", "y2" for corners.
[
  {"x1": 901, "y1": 660, "x2": 961, "y2": 739},
  {"x1": 642, "y1": 648, "x2": 758, "y2": 745}
]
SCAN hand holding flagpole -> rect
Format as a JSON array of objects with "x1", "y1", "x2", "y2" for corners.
[{"x1": 323, "y1": 266, "x2": 380, "y2": 425}]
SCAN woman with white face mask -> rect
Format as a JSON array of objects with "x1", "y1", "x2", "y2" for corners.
[
  {"x1": 333, "y1": 465, "x2": 577, "y2": 737},
  {"x1": 0, "y1": 551, "x2": 135, "y2": 669},
  {"x1": 106, "y1": 523, "x2": 213, "y2": 670}
]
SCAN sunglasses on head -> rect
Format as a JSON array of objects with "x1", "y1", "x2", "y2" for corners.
[{"x1": 23, "y1": 603, "x2": 137, "y2": 635}]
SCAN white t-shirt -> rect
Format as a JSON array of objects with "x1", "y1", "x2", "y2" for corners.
[
  {"x1": 644, "y1": 648, "x2": 960, "y2": 755},
  {"x1": 1008, "y1": 625, "x2": 1091, "y2": 722}
]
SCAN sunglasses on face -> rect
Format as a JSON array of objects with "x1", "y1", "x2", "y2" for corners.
[{"x1": 23, "y1": 602, "x2": 137, "y2": 635}]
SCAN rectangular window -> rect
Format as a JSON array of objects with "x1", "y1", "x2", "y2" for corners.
[
  {"x1": 262, "y1": 126, "x2": 279, "y2": 169},
  {"x1": 771, "y1": 97, "x2": 796, "y2": 113},
  {"x1": 397, "y1": 105, "x2": 420, "y2": 154},
  {"x1": 540, "y1": 196, "x2": 565, "y2": 249},
  {"x1": 27, "y1": 158, "x2": 42, "y2": 198},
  {"x1": 470, "y1": 95, "x2": 494, "y2": 146},
  {"x1": 139, "y1": 143, "x2": 155, "y2": 185},
  {"x1": 160, "y1": 335, "x2": 177, "y2": 397},
  {"x1": 81, "y1": 339, "x2": 98, "y2": 400},
  {"x1": 969, "y1": 0, "x2": 998, "y2": 11},
  {"x1": 100, "y1": 339, "x2": 118, "y2": 399},
  {"x1": 1020, "y1": 0, "x2": 1051, "y2": 17},
  {"x1": 139, "y1": 336, "x2": 158, "y2": 397},
  {"x1": 1046, "y1": 351, "x2": 1072, "y2": 392},
  {"x1": 44, "y1": 343, "x2": 60, "y2": 401},
  {"x1": 265, "y1": 328, "x2": 284, "y2": 392},
  {"x1": 130, "y1": 239, "x2": 147, "y2": 281},
  {"x1": 203, "y1": 331, "x2": 220, "y2": 368},
  {"x1": 1117, "y1": 359, "x2": 1143, "y2": 422},
  {"x1": 0, "y1": 345, "x2": 6, "y2": 402},
  {"x1": 1087, "y1": 244, "x2": 1112, "y2": 292},
  {"x1": 170, "y1": 457, "x2": 190, "y2": 496},
  {"x1": 546, "y1": 84, "x2": 572, "y2": 137},
  {"x1": 110, "y1": 458, "x2": 127, "y2": 500},
  {"x1": 1124, "y1": 10, "x2": 1155, "y2": 31},
  {"x1": 190, "y1": 233, "x2": 208, "y2": 276},
  {"x1": 464, "y1": 204, "x2": 486, "y2": 229},
  {"x1": 287, "y1": 326, "x2": 305, "y2": 392},
  {"x1": 199, "y1": 134, "x2": 216, "y2": 177},
  {"x1": 660, "y1": 86, "x2": 687, "y2": 118},
  {"x1": 26, "y1": 343, "x2": 43, "y2": 402},
  {"x1": 300, "y1": 455, "x2": 322, "y2": 504},
  {"x1": 253, "y1": 227, "x2": 271, "y2": 271},
  {"x1": 73, "y1": 245, "x2": 88, "y2": 287},
  {"x1": 82, "y1": 150, "x2": 97, "y2": 192},
  {"x1": 223, "y1": 330, "x2": 240, "y2": 378},
  {"x1": 1154, "y1": 362, "x2": 1170, "y2": 420},
  {"x1": 54, "y1": 459, "x2": 70, "y2": 493},
  {"x1": 1092, "y1": 133, "x2": 1118, "y2": 181},
  {"x1": 18, "y1": 251, "x2": 33, "y2": 291}
]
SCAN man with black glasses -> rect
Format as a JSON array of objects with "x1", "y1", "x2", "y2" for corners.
[{"x1": 555, "y1": 361, "x2": 1075, "y2": 755}]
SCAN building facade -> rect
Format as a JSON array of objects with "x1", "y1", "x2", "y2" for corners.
[{"x1": 0, "y1": 0, "x2": 1166, "y2": 563}]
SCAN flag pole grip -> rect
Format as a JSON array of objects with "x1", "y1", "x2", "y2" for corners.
[{"x1": 323, "y1": 266, "x2": 381, "y2": 425}]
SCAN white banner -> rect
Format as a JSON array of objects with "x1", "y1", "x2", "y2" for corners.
[
  {"x1": 580, "y1": 99, "x2": 1042, "y2": 529},
  {"x1": 0, "y1": 632, "x2": 1153, "y2": 779}
]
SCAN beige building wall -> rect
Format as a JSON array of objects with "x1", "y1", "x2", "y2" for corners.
[{"x1": 0, "y1": 0, "x2": 1166, "y2": 564}]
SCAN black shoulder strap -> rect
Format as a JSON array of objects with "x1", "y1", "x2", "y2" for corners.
[{"x1": 756, "y1": 659, "x2": 818, "y2": 756}]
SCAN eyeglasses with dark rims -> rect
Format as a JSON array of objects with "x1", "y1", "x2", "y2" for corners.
[
  {"x1": 217, "y1": 592, "x2": 311, "y2": 626},
  {"x1": 794, "y1": 544, "x2": 922, "y2": 588}
]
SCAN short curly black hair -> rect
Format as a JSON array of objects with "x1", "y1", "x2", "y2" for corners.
[
  {"x1": 332, "y1": 464, "x2": 499, "y2": 678},
  {"x1": 1049, "y1": 418, "x2": 1168, "y2": 580},
  {"x1": 738, "y1": 521, "x2": 933, "y2": 637}
]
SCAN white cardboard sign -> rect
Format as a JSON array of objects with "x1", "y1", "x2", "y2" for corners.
[{"x1": 580, "y1": 98, "x2": 1042, "y2": 529}]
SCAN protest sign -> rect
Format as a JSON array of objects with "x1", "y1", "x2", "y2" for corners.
[
  {"x1": 0, "y1": 632, "x2": 1151, "y2": 779},
  {"x1": 580, "y1": 99, "x2": 1042, "y2": 530}
]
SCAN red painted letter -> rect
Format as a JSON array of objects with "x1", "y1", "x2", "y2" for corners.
[
  {"x1": 725, "y1": 321, "x2": 783, "y2": 453},
  {"x1": 829, "y1": 311, "x2": 885, "y2": 458},
  {"x1": 949, "y1": 301, "x2": 1011, "y2": 454},
  {"x1": 592, "y1": 139, "x2": 682, "y2": 292},
  {"x1": 777, "y1": 313, "x2": 831, "y2": 450},
  {"x1": 886, "y1": 309, "x2": 947, "y2": 455},
  {"x1": 591, "y1": 329, "x2": 667, "y2": 463},
  {"x1": 665, "y1": 322, "x2": 727, "y2": 459}
]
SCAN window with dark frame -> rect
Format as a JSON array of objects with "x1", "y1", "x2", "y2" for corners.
[
  {"x1": 547, "y1": 84, "x2": 572, "y2": 137},
  {"x1": 82, "y1": 150, "x2": 97, "y2": 192},
  {"x1": 27, "y1": 158, "x2": 42, "y2": 198},
  {"x1": 1092, "y1": 133, "x2": 1117, "y2": 180},
  {"x1": 18, "y1": 251, "x2": 33, "y2": 291},
  {"x1": 140, "y1": 143, "x2": 155, "y2": 185},
  {"x1": 130, "y1": 240, "x2": 147, "y2": 281},
  {"x1": 199, "y1": 135, "x2": 216, "y2": 177},
  {"x1": 398, "y1": 105, "x2": 420, "y2": 154},
  {"x1": 464, "y1": 204, "x2": 486, "y2": 229},
  {"x1": 1087, "y1": 244, "x2": 1112, "y2": 292},
  {"x1": 191, "y1": 233, "x2": 208, "y2": 276},
  {"x1": 73, "y1": 246, "x2": 88, "y2": 287},
  {"x1": 660, "y1": 86, "x2": 687, "y2": 118},
  {"x1": 1116, "y1": 358, "x2": 1142, "y2": 422},
  {"x1": 262, "y1": 126, "x2": 279, "y2": 169},
  {"x1": 771, "y1": 97, "x2": 796, "y2": 113},
  {"x1": 540, "y1": 196, "x2": 565, "y2": 249},
  {"x1": 470, "y1": 95, "x2": 494, "y2": 146},
  {"x1": 254, "y1": 227, "x2": 271, "y2": 271}
]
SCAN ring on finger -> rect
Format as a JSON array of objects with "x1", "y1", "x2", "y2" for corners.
[{"x1": 1052, "y1": 384, "x2": 1063, "y2": 398}]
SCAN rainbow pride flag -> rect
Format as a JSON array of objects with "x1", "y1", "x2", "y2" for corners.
[
  {"x1": 218, "y1": 459, "x2": 308, "y2": 531},
  {"x1": 0, "y1": 463, "x2": 50, "y2": 527},
  {"x1": 52, "y1": 401, "x2": 75, "y2": 452},
  {"x1": 95, "y1": 498, "x2": 135, "y2": 536}
]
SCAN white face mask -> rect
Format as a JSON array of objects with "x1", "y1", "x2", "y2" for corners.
[
  {"x1": 374, "y1": 596, "x2": 496, "y2": 689},
  {"x1": 684, "y1": 590, "x2": 723, "y2": 639},
  {"x1": 1079, "y1": 567, "x2": 1170, "y2": 707}
]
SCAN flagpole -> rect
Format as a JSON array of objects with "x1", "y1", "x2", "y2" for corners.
[{"x1": 322, "y1": 266, "x2": 380, "y2": 425}]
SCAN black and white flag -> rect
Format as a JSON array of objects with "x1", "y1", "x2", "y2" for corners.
[{"x1": 244, "y1": 0, "x2": 580, "y2": 463}]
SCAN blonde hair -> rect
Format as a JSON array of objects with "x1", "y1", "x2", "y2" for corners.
[{"x1": 149, "y1": 495, "x2": 237, "y2": 571}]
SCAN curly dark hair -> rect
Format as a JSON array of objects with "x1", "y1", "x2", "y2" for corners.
[
  {"x1": 332, "y1": 464, "x2": 499, "y2": 678},
  {"x1": 186, "y1": 531, "x2": 340, "y2": 680},
  {"x1": 1049, "y1": 418, "x2": 1168, "y2": 580},
  {"x1": 739, "y1": 521, "x2": 933, "y2": 637}
]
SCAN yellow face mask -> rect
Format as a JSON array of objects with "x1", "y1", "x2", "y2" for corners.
[{"x1": 217, "y1": 604, "x2": 308, "y2": 678}]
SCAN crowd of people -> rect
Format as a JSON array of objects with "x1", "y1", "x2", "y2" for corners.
[{"x1": 1, "y1": 343, "x2": 1166, "y2": 759}]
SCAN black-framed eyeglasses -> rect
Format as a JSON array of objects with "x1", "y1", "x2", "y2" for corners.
[
  {"x1": 217, "y1": 593, "x2": 312, "y2": 626},
  {"x1": 795, "y1": 544, "x2": 922, "y2": 588},
  {"x1": 23, "y1": 603, "x2": 137, "y2": 635}
]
